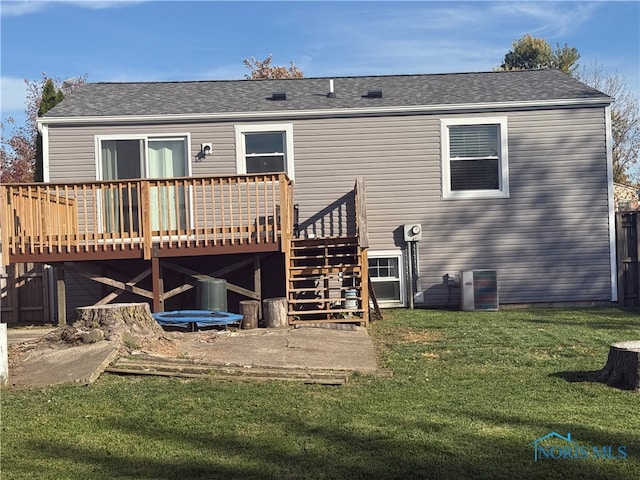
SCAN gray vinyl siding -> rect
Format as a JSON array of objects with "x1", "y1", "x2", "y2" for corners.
[
  {"x1": 290, "y1": 107, "x2": 612, "y2": 306},
  {"x1": 46, "y1": 104, "x2": 613, "y2": 308}
]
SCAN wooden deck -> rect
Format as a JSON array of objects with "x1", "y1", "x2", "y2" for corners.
[
  {"x1": 1, "y1": 173, "x2": 293, "y2": 264},
  {"x1": 1, "y1": 174, "x2": 371, "y2": 325}
]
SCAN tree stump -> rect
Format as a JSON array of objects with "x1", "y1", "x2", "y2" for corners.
[
  {"x1": 598, "y1": 341, "x2": 640, "y2": 392},
  {"x1": 263, "y1": 297, "x2": 288, "y2": 328},
  {"x1": 240, "y1": 300, "x2": 260, "y2": 329},
  {"x1": 73, "y1": 303, "x2": 164, "y2": 344}
]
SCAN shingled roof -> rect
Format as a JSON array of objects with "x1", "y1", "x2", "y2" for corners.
[{"x1": 43, "y1": 69, "x2": 611, "y2": 120}]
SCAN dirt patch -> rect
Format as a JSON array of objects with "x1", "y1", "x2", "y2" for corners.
[
  {"x1": 421, "y1": 352, "x2": 440, "y2": 359},
  {"x1": 8, "y1": 303, "x2": 224, "y2": 372},
  {"x1": 396, "y1": 327, "x2": 443, "y2": 344}
]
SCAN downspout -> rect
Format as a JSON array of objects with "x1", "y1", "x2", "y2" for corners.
[{"x1": 605, "y1": 104, "x2": 618, "y2": 302}]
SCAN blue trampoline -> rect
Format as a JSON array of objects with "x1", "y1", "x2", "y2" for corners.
[{"x1": 153, "y1": 310, "x2": 243, "y2": 330}]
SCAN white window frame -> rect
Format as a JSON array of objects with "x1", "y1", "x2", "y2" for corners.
[
  {"x1": 368, "y1": 250, "x2": 405, "y2": 307},
  {"x1": 234, "y1": 124, "x2": 295, "y2": 180},
  {"x1": 94, "y1": 133, "x2": 192, "y2": 181},
  {"x1": 440, "y1": 117, "x2": 509, "y2": 200}
]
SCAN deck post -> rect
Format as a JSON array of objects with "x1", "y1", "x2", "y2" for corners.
[
  {"x1": 151, "y1": 256, "x2": 164, "y2": 313},
  {"x1": 6, "y1": 264, "x2": 18, "y2": 324},
  {"x1": 253, "y1": 253, "x2": 262, "y2": 319},
  {"x1": 56, "y1": 266, "x2": 66, "y2": 326},
  {"x1": 0, "y1": 186, "x2": 10, "y2": 267},
  {"x1": 141, "y1": 180, "x2": 152, "y2": 260}
]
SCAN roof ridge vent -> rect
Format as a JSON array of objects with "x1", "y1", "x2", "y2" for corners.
[
  {"x1": 270, "y1": 92, "x2": 287, "y2": 101},
  {"x1": 363, "y1": 89, "x2": 382, "y2": 99}
]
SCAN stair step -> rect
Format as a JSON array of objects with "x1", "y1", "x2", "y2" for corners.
[
  {"x1": 289, "y1": 318, "x2": 363, "y2": 325},
  {"x1": 289, "y1": 298, "x2": 359, "y2": 304},
  {"x1": 291, "y1": 236, "x2": 358, "y2": 245},
  {"x1": 289, "y1": 266, "x2": 361, "y2": 275},
  {"x1": 288, "y1": 309, "x2": 365, "y2": 315},
  {"x1": 289, "y1": 273, "x2": 361, "y2": 280},
  {"x1": 291, "y1": 253, "x2": 357, "y2": 259},
  {"x1": 289, "y1": 287, "x2": 357, "y2": 293}
]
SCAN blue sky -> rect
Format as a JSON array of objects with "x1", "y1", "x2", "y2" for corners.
[{"x1": 1, "y1": 0, "x2": 639, "y2": 126}]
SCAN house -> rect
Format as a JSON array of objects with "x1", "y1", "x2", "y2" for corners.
[
  {"x1": 1, "y1": 69, "x2": 616, "y2": 323},
  {"x1": 614, "y1": 182, "x2": 639, "y2": 211}
]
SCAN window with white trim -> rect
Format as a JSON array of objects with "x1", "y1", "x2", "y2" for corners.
[
  {"x1": 441, "y1": 117, "x2": 509, "y2": 199},
  {"x1": 368, "y1": 251, "x2": 405, "y2": 307},
  {"x1": 235, "y1": 124, "x2": 294, "y2": 179}
]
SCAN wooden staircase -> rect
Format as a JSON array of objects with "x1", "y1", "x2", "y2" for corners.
[{"x1": 286, "y1": 236, "x2": 368, "y2": 325}]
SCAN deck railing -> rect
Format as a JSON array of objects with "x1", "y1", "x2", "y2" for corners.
[{"x1": 1, "y1": 173, "x2": 292, "y2": 264}]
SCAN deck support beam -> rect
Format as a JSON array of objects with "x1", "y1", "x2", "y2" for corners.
[
  {"x1": 254, "y1": 253, "x2": 262, "y2": 319},
  {"x1": 151, "y1": 257, "x2": 164, "y2": 313},
  {"x1": 56, "y1": 267, "x2": 66, "y2": 326}
]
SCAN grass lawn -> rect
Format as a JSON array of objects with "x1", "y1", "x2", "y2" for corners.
[{"x1": 2, "y1": 308, "x2": 640, "y2": 479}]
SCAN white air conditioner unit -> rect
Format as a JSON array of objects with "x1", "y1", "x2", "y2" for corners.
[{"x1": 460, "y1": 270, "x2": 498, "y2": 311}]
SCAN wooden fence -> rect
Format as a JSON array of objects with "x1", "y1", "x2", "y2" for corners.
[
  {"x1": 616, "y1": 211, "x2": 640, "y2": 306},
  {"x1": 0, "y1": 263, "x2": 49, "y2": 324}
]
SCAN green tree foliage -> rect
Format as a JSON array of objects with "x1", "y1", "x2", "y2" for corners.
[
  {"x1": 34, "y1": 79, "x2": 65, "y2": 182},
  {"x1": 499, "y1": 35, "x2": 638, "y2": 183},
  {"x1": 243, "y1": 54, "x2": 304, "y2": 79},
  {"x1": 499, "y1": 34, "x2": 579, "y2": 74},
  {"x1": 1, "y1": 74, "x2": 84, "y2": 183},
  {"x1": 553, "y1": 43, "x2": 581, "y2": 76}
]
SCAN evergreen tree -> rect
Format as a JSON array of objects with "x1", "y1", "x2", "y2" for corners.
[{"x1": 34, "y1": 79, "x2": 64, "y2": 182}]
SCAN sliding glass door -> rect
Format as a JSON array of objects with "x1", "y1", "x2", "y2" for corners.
[
  {"x1": 99, "y1": 136, "x2": 189, "y2": 235},
  {"x1": 101, "y1": 139, "x2": 143, "y2": 234},
  {"x1": 148, "y1": 139, "x2": 187, "y2": 232}
]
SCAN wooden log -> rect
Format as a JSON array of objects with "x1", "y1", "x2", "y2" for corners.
[
  {"x1": 598, "y1": 341, "x2": 640, "y2": 392},
  {"x1": 240, "y1": 300, "x2": 260, "y2": 329},
  {"x1": 263, "y1": 297, "x2": 288, "y2": 328}
]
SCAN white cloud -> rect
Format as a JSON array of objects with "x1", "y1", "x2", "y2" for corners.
[
  {"x1": 0, "y1": 77, "x2": 28, "y2": 118},
  {"x1": 491, "y1": 1, "x2": 600, "y2": 38},
  {"x1": 0, "y1": 0, "x2": 50, "y2": 17},
  {"x1": 0, "y1": 0, "x2": 146, "y2": 17}
]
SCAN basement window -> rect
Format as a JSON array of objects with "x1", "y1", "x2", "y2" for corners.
[{"x1": 368, "y1": 250, "x2": 405, "y2": 307}]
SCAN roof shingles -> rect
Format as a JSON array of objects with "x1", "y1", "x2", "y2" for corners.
[{"x1": 44, "y1": 69, "x2": 611, "y2": 119}]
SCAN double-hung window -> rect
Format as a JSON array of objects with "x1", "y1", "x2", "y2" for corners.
[
  {"x1": 235, "y1": 124, "x2": 295, "y2": 179},
  {"x1": 368, "y1": 251, "x2": 405, "y2": 307},
  {"x1": 441, "y1": 117, "x2": 509, "y2": 199}
]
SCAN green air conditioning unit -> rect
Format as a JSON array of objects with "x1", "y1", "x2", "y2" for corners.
[{"x1": 460, "y1": 270, "x2": 498, "y2": 311}]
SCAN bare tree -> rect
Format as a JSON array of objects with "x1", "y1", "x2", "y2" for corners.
[
  {"x1": 243, "y1": 54, "x2": 304, "y2": 79},
  {"x1": 577, "y1": 62, "x2": 640, "y2": 183}
]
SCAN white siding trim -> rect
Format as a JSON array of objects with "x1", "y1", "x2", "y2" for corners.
[
  {"x1": 41, "y1": 124, "x2": 50, "y2": 182},
  {"x1": 605, "y1": 105, "x2": 618, "y2": 302},
  {"x1": 234, "y1": 123, "x2": 295, "y2": 180}
]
